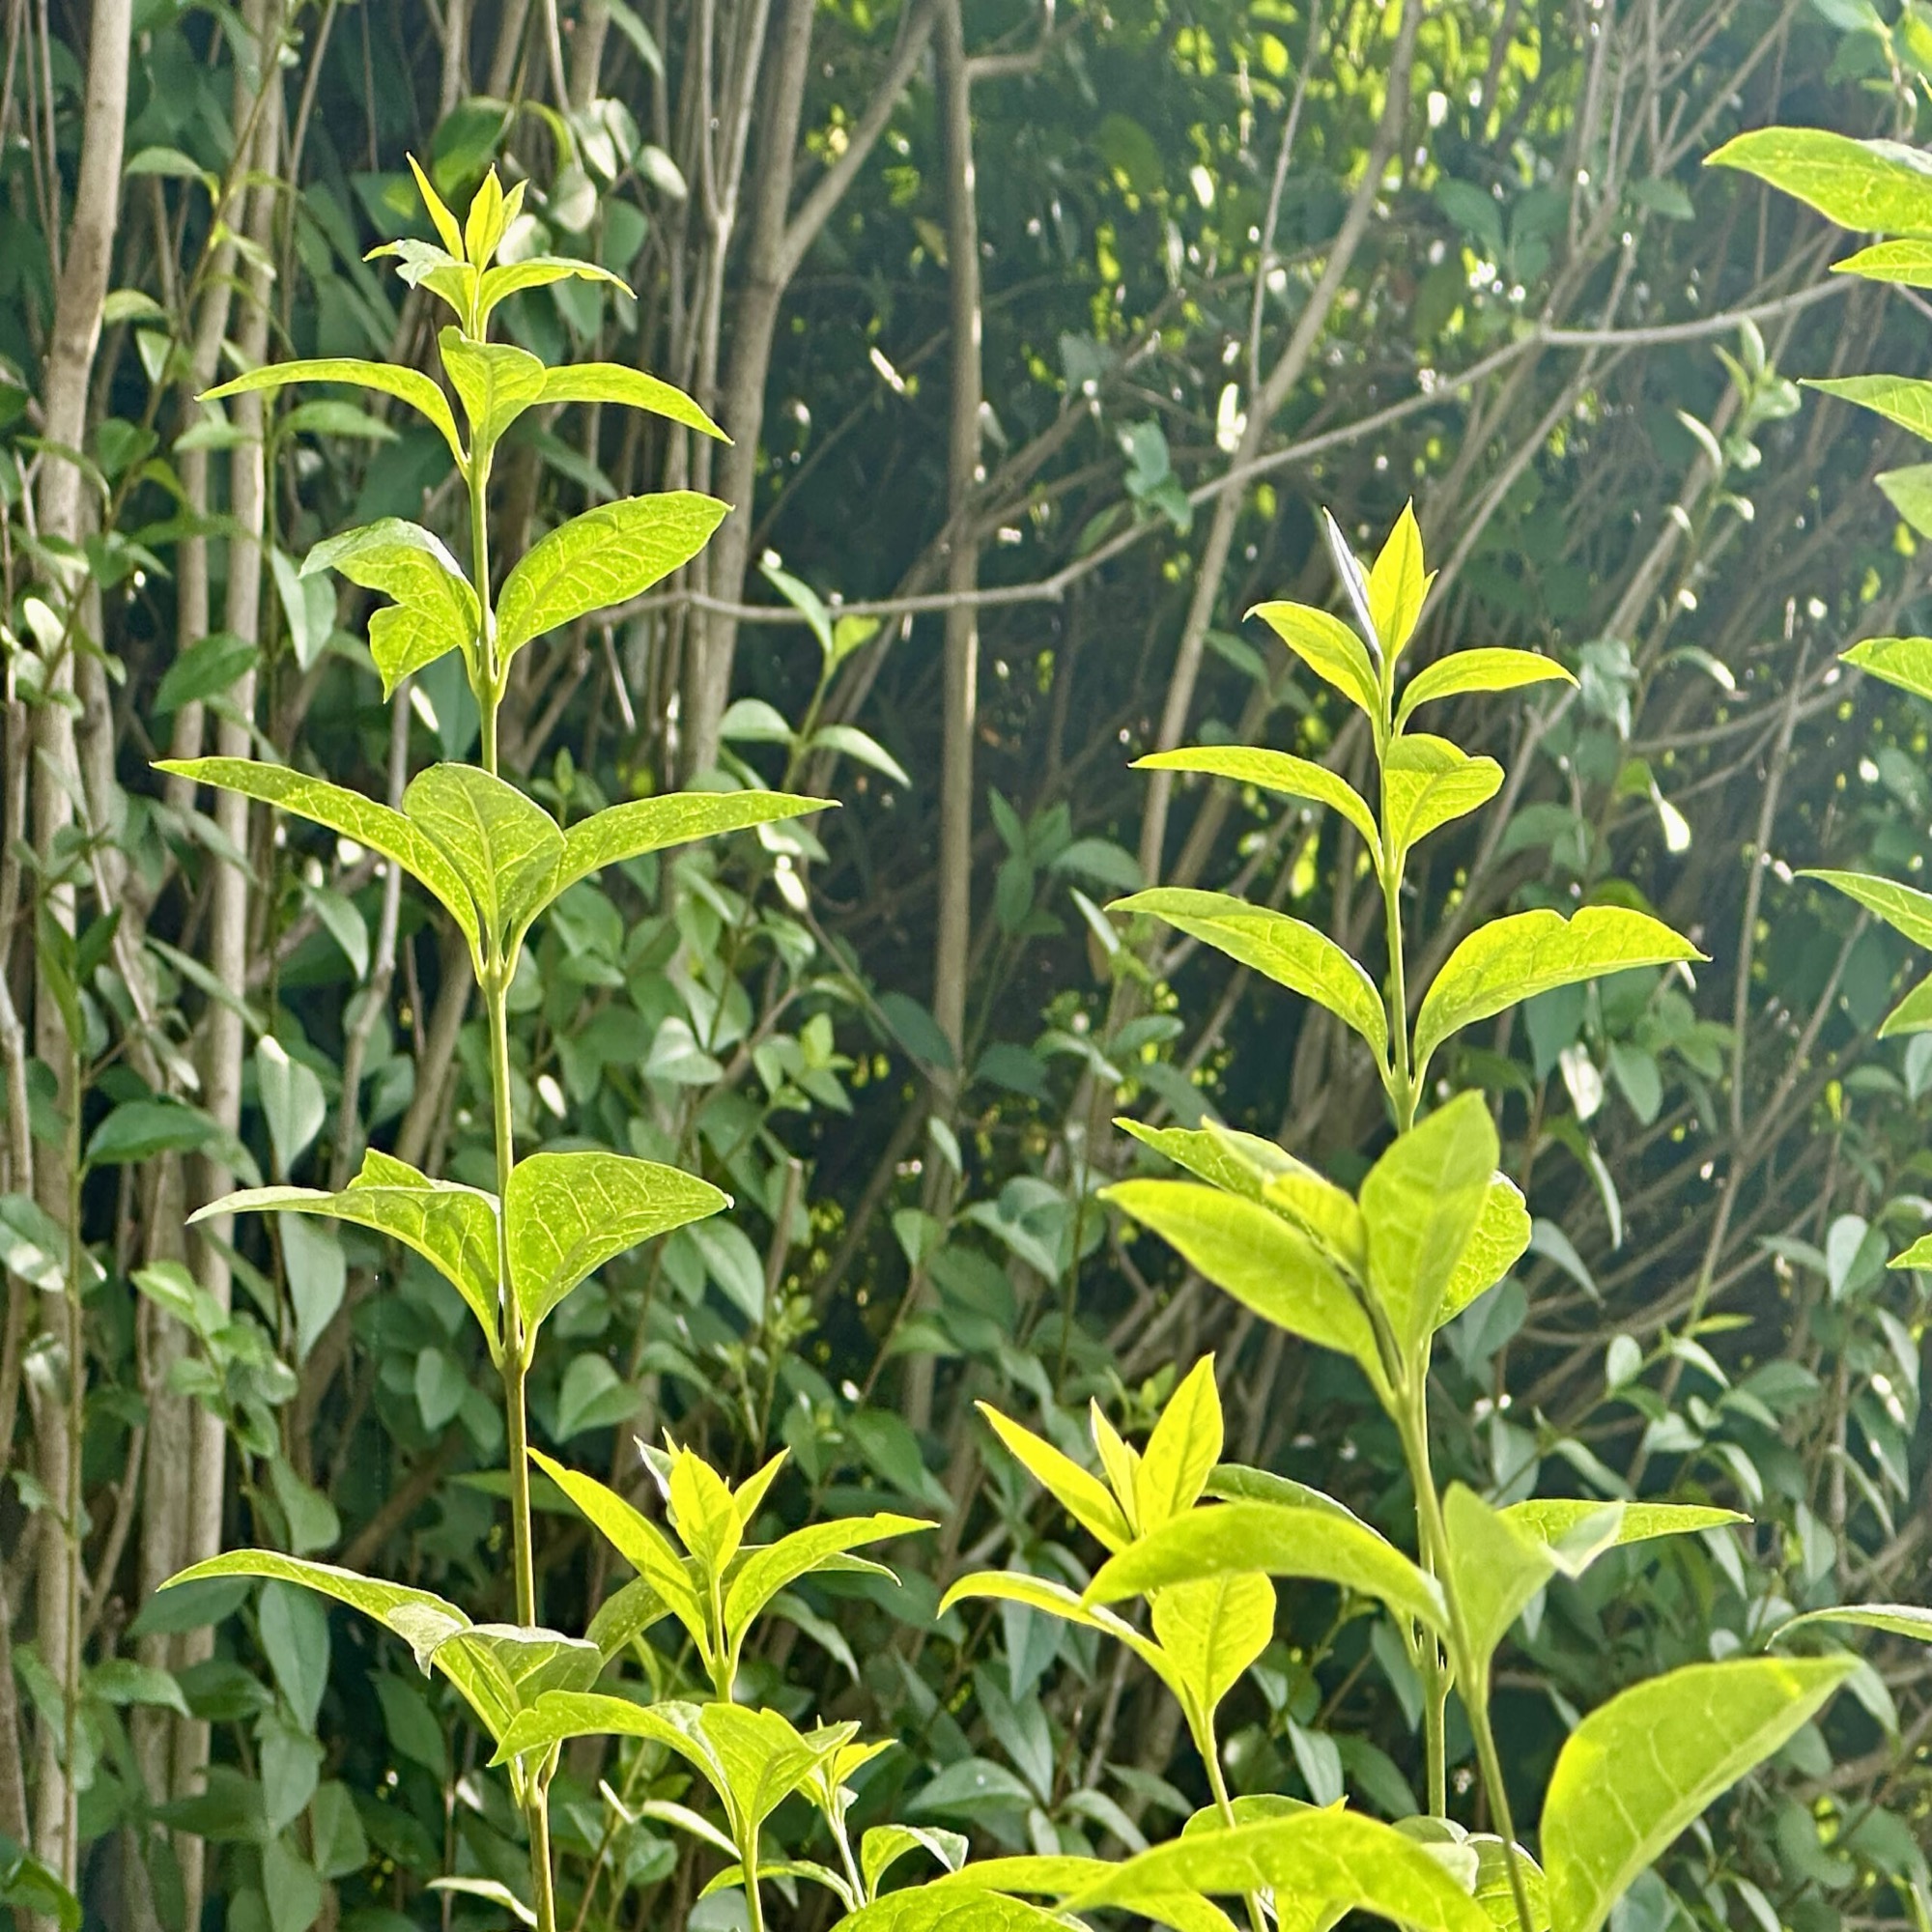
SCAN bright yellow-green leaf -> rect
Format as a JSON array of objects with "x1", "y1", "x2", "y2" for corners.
[
  {"x1": 1396, "y1": 648, "x2": 1573, "y2": 728},
  {"x1": 496, "y1": 492, "x2": 728, "y2": 659},
  {"x1": 1103, "y1": 1179, "x2": 1383, "y2": 1385},
  {"x1": 554, "y1": 789, "x2": 832, "y2": 898},
  {"x1": 1134, "y1": 746, "x2": 1378, "y2": 850},
  {"x1": 1808, "y1": 374, "x2": 1932, "y2": 447},
  {"x1": 154, "y1": 757, "x2": 481, "y2": 958},
  {"x1": 1361, "y1": 1093, "x2": 1498, "y2": 1357},
  {"x1": 1542, "y1": 1656, "x2": 1858, "y2": 1932},
  {"x1": 975, "y1": 1405, "x2": 1131, "y2": 1550},
  {"x1": 1136, "y1": 1356, "x2": 1223, "y2": 1529},
  {"x1": 202, "y1": 357, "x2": 463, "y2": 464},
  {"x1": 1413, "y1": 906, "x2": 1701, "y2": 1081},
  {"x1": 1085, "y1": 1500, "x2": 1446, "y2": 1632},
  {"x1": 1500, "y1": 1498, "x2": 1746, "y2": 1552},
  {"x1": 1442, "y1": 1483, "x2": 1558, "y2": 1671},
  {"x1": 506, "y1": 1150, "x2": 725, "y2": 1338},
  {"x1": 1834, "y1": 239, "x2": 1932, "y2": 287},
  {"x1": 724, "y1": 1515, "x2": 931, "y2": 1643},
  {"x1": 192, "y1": 1149, "x2": 500, "y2": 1356},
  {"x1": 937, "y1": 1572, "x2": 1177, "y2": 1694},
  {"x1": 537, "y1": 362, "x2": 726, "y2": 440},
  {"x1": 1115, "y1": 888, "x2": 1388, "y2": 1069},
  {"x1": 1382, "y1": 736, "x2": 1502, "y2": 863},
  {"x1": 1248, "y1": 599, "x2": 1382, "y2": 720},
  {"x1": 303, "y1": 519, "x2": 476, "y2": 695},
  {"x1": 1706, "y1": 128, "x2": 1932, "y2": 236},
  {"x1": 1437, "y1": 1176, "x2": 1532, "y2": 1324},
  {"x1": 1368, "y1": 501, "x2": 1428, "y2": 659},
  {"x1": 1116, "y1": 1119, "x2": 1296, "y2": 1203},
  {"x1": 1776, "y1": 1604, "x2": 1932, "y2": 1643},
  {"x1": 403, "y1": 762, "x2": 564, "y2": 952},
  {"x1": 1066, "y1": 1807, "x2": 1492, "y2": 1932},
  {"x1": 1844, "y1": 636, "x2": 1932, "y2": 702},
  {"x1": 440, "y1": 328, "x2": 546, "y2": 451},
  {"x1": 668, "y1": 1446, "x2": 742, "y2": 1577},
  {"x1": 1151, "y1": 1571, "x2": 1275, "y2": 1722},
  {"x1": 407, "y1": 154, "x2": 465, "y2": 257},
  {"x1": 1804, "y1": 867, "x2": 1932, "y2": 952}
]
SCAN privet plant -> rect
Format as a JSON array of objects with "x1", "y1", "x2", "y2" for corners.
[
  {"x1": 153, "y1": 165, "x2": 944, "y2": 1932},
  {"x1": 139, "y1": 167, "x2": 1932, "y2": 1932}
]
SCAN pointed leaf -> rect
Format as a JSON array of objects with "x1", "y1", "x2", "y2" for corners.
[
  {"x1": 1807, "y1": 374, "x2": 1932, "y2": 446},
  {"x1": 1382, "y1": 737, "x2": 1502, "y2": 862},
  {"x1": 1085, "y1": 1501, "x2": 1446, "y2": 1632},
  {"x1": 1705, "y1": 128, "x2": 1932, "y2": 235},
  {"x1": 1842, "y1": 635, "x2": 1932, "y2": 702},
  {"x1": 1116, "y1": 888, "x2": 1387, "y2": 1067},
  {"x1": 1151, "y1": 1572, "x2": 1275, "y2": 1719},
  {"x1": 554, "y1": 789, "x2": 832, "y2": 898},
  {"x1": 1438, "y1": 1177, "x2": 1532, "y2": 1324},
  {"x1": 203, "y1": 358, "x2": 463, "y2": 464},
  {"x1": 440, "y1": 329, "x2": 547, "y2": 450},
  {"x1": 537, "y1": 362, "x2": 725, "y2": 440},
  {"x1": 724, "y1": 1515, "x2": 933, "y2": 1641},
  {"x1": 863, "y1": 1826, "x2": 971, "y2": 1897},
  {"x1": 1361, "y1": 1093, "x2": 1499, "y2": 1356},
  {"x1": 496, "y1": 492, "x2": 729, "y2": 659},
  {"x1": 1103, "y1": 1180, "x2": 1383, "y2": 1384},
  {"x1": 585, "y1": 1576, "x2": 670, "y2": 1658},
  {"x1": 160, "y1": 1550, "x2": 468, "y2": 1669},
  {"x1": 156, "y1": 757, "x2": 480, "y2": 957},
  {"x1": 193, "y1": 1150, "x2": 499, "y2": 1354},
  {"x1": 1117, "y1": 1119, "x2": 1298, "y2": 1202},
  {"x1": 1833, "y1": 241, "x2": 1932, "y2": 288},
  {"x1": 1443, "y1": 1484, "x2": 1558, "y2": 1670},
  {"x1": 303, "y1": 519, "x2": 477, "y2": 696},
  {"x1": 475, "y1": 257, "x2": 632, "y2": 323},
  {"x1": 1207, "y1": 1463, "x2": 1369, "y2": 1526},
  {"x1": 427, "y1": 1623, "x2": 602, "y2": 1744},
  {"x1": 1136, "y1": 1356, "x2": 1223, "y2": 1529},
  {"x1": 507, "y1": 1150, "x2": 725, "y2": 1336},
  {"x1": 1135, "y1": 747, "x2": 1377, "y2": 850},
  {"x1": 1542, "y1": 1657, "x2": 1858, "y2": 1932},
  {"x1": 839, "y1": 1890, "x2": 1069, "y2": 1932},
  {"x1": 1369, "y1": 503, "x2": 1428, "y2": 659},
  {"x1": 937, "y1": 1572, "x2": 1173, "y2": 1691},
  {"x1": 1247, "y1": 601, "x2": 1381, "y2": 721},
  {"x1": 1804, "y1": 867, "x2": 1932, "y2": 953},
  {"x1": 976, "y1": 1405, "x2": 1131, "y2": 1549},
  {"x1": 404, "y1": 763, "x2": 564, "y2": 951},
  {"x1": 1066, "y1": 1808, "x2": 1492, "y2": 1932},
  {"x1": 1414, "y1": 907, "x2": 1701, "y2": 1080},
  {"x1": 1500, "y1": 1500, "x2": 1747, "y2": 1550},
  {"x1": 1397, "y1": 648, "x2": 1574, "y2": 728},
  {"x1": 1777, "y1": 1604, "x2": 1932, "y2": 1642}
]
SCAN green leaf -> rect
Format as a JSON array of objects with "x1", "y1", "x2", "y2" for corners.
[
  {"x1": 1207, "y1": 1463, "x2": 1370, "y2": 1527},
  {"x1": 1705, "y1": 128, "x2": 1932, "y2": 236},
  {"x1": 1104, "y1": 1179, "x2": 1382, "y2": 1384},
  {"x1": 403, "y1": 762, "x2": 564, "y2": 952},
  {"x1": 1807, "y1": 374, "x2": 1932, "y2": 447},
  {"x1": 1776, "y1": 1603, "x2": 1932, "y2": 1643},
  {"x1": 1442, "y1": 1484, "x2": 1561, "y2": 1671},
  {"x1": 1248, "y1": 600, "x2": 1382, "y2": 722},
  {"x1": 88, "y1": 1658, "x2": 190, "y2": 1716},
  {"x1": 1134, "y1": 747, "x2": 1378, "y2": 850},
  {"x1": 472, "y1": 255, "x2": 627, "y2": 321},
  {"x1": 1438, "y1": 1177, "x2": 1533, "y2": 1324},
  {"x1": 1804, "y1": 868, "x2": 1932, "y2": 965},
  {"x1": 1115, "y1": 888, "x2": 1388, "y2": 1068},
  {"x1": 553, "y1": 788, "x2": 832, "y2": 896},
  {"x1": 1117, "y1": 1119, "x2": 1297, "y2": 1204},
  {"x1": 1413, "y1": 907, "x2": 1701, "y2": 1081},
  {"x1": 839, "y1": 1889, "x2": 1069, "y2": 1932},
  {"x1": 1361, "y1": 1094, "x2": 1499, "y2": 1356},
  {"x1": 1833, "y1": 240, "x2": 1932, "y2": 288},
  {"x1": 439, "y1": 328, "x2": 547, "y2": 451},
  {"x1": 1843, "y1": 633, "x2": 1932, "y2": 702},
  {"x1": 1066, "y1": 1808, "x2": 1492, "y2": 1932},
  {"x1": 1136, "y1": 1355, "x2": 1223, "y2": 1529},
  {"x1": 1382, "y1": 737, "x2": 1502, "y2": 862},
  {"x1": 1499, "y1": 1499, "x2": 1747, "y2": 1549},
  {"x1": 425, "y1": 1623, "x2": 601, "y2": 1745},
  {"x1": 536, "y1": 361, "x2": 725, "y2": 440},
  {"x1": 496, "y1": 492, "x2": 729, "y2": 659},
  {"x1": 155, "y1": 757, "x2": 481, "y2": 960},
  {"x1": 428, "y1": 1880, "x2": 532, "y2": 1929},
  {"x1": 159, "y1": 1550, "x2": 469, "y2": 1669},
  {"x1": 1368, "y1": 503, "x2": 1428, "y2": 659},
  {"x1": 724, "y1": 1515, "x2": 932, "y2": 1644},
  {"x1": 506, "y1": 1150, "x2": 725, "y2": 1340},
  {"x1": 1, "y1": 1835, "x2": 81, "y2": 1932},
  {"x1": 303, "y1": 519, "x2": 477, "y2": 695},
  {"x1": 863, "y1": 1825, "x2": 970, "y2": 1897},
  {"x1": 976, "y1": 1405, "x2": 1132, "y2": 1549},
  {"x1": 1396, "y1": 648, "x2": 1574, "y2": 727},
  {"x1": 1541, "y1": 1657, "x2": 1858, "y2": 1932},
  {"x1": 528, "y1": 1449, "x2": 708, "y2": 1649},
  {"x1": 1151, "y1": 1572, "x2": 1275, "y2": 1723},
  {"x1": 1085, "y1": 1501, "x2": 1446, "y2": 1632},
  {"x1": 202, "y1": 357, "x2": 464, "y2": 465},
  {"x1": 193, "y1": 1150, "x2": 500, "y2": 1357}
]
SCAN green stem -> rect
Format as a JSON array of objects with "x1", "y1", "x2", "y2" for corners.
[
  {"x1": 1199, "y1": 1710, "x2": 1267, "y2": 1932},
  {"x1": 469, "y1": 452, "x2": 497, "y2": 777},
  {"x1": 1380, "y1": 845, "x2": 1414, "y2": 1132},
  {"x1": 1425, "y1": 1654, "x2": 1448, "y2": 1819},
  {"x1": 741, "y1": 1829, "x2": 767, "y2": 1932},
  {"x1": 1398, "y1": 1391, "x2": 1535, "y2": 1932},
  {"x1": 524, "y1": 1787, "x2": 558, "y2": 1932}
]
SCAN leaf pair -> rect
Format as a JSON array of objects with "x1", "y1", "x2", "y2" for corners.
[
  {"x1": 1109, "y1": 1097, "x2": 1530, "y2": 1396},
  {"x1": 535, "y1": 1444, "x2": 930, "y2": 1694},
  {"x1": 199, "y1": 1143, "x2": 723, "y2": 1361},
  {"x1": 155, "y1": 754, "x2": 828, "y2": 974}
]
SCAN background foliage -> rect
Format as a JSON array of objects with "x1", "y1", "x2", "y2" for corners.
[{"x1": 3, "y1": 2, "x2": 1931, "y2": 1931}]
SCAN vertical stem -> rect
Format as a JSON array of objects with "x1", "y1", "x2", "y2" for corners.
[
  {"x1": 58, "y1": 1029, "x2": 82, "y2": 1902},
  {"x1": 1198, "y1": 1710, "x2": 1267, "y2": 1932}
]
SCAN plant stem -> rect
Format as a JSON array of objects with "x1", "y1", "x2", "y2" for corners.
[
  {"x1": 1379, "y1": 842, "x2": 1414, "y2": 1132},
  {"x1": 1398, "y1": 1391, "x2": 1536, "y2": 1932},
  {"x1": 1200, "y1": 1712, "x2": 1267, "y2": 1932}
]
